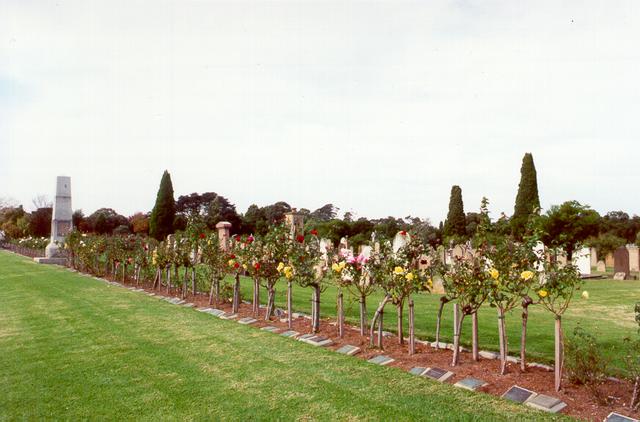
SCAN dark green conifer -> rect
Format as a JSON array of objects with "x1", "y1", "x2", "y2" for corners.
[{"x1": 149, "y1": 170, "x2": 176, "y2": 240}]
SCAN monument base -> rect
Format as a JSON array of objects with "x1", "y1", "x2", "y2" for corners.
[{"x1": 34, "y1": 257, "x2": 68, "y2": 266}]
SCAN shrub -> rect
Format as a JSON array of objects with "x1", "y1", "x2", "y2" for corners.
[{"x1": 565, "y1": 325, "x2": 610, "y2": 403}]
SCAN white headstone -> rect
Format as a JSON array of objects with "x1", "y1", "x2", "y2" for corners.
[
  {"x1": 533, "y1": 241, "x2": 545, "y2": 272},
  {"x1": 392, "y1": 231, "x2": 410, "y2": 254},
  {"x1": 627, "y1": 245, "x2": 639, "y2": 272},
  {"x1": 573, "y1": 247, "x2": 591, "y2": 276}
]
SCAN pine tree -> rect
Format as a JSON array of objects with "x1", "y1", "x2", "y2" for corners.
[
  {"x1": 149, "y1": 170, "x2": 176, "y2": 240},
  {"x1": 444, "y1": 185, "x2": 466, "y2": 240},
  {"x1": 512, "y1": 153, "x2": 540, "y2": 237}
]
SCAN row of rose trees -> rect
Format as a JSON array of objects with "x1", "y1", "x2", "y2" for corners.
[{"x1": 63, "y1": 201, "x2": 582, "y2": 392}]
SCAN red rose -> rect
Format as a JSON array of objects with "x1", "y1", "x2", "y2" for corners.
[
  {"x1": 254, "y1": 262, "x2": 261, "y2": 270},
  {"x1": 246, "y1": 235, "x2": 254, "y2": 244},
  {"x1": 234, "y1": 262, "x2": 240, "y2": 269},
  {"x1": 229, "y1": 254, "x2": 236, "y2": 259},
  {"x1": 310, "y1": 229, "x2": 318, "y2": 236},
  {"x1": 400, "y1": 230, "x2": 407, "y2": 236},
  {"x1": 199, "y1": 233, "x2": 206, "y2": 239},
  {"x1": 296, "y1": 234, "x2": 305, "y2": 243}
]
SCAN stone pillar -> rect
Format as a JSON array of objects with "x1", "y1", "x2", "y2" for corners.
[
  {"x1": 284, "y1": 210, "x2": 304, "y2": 239},
  {"x1": 627, "y1": 245, "x2": 639, "y2": 272},
  {"x1": 215, "y1": 221, "x2": 232, "y2": 251},
  {"x1": 590, "y1": 247, "x2": 598, "y2": 267},
  {"x1": 36, "y1": 176, "x2": 72, "y2": 265}
]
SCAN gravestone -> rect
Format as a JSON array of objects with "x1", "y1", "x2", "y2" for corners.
[
  {"x1": 590, "y1": 247, "x2": 598, "y2": 267},
  {"x1": 284, "y1": 210, "x2": 304, "y2": 238},
  {"x1": 627, "y1": 245, "x2": 640, "y2": 272},
  {"x1": 605, "y1": 412, "x2": 639, "y2": 422},
  {"x1": 219, "y1": 313, "x2": 238, "y2": 320},
  {"x1": 573, "y1": 247, "x2": 591, "y2": 275},
  {"x1": 614, "y1": 272, "x2": 627, "y2": 280},
  {"x1": 525, "y1": 394, "x2": 567, "y2": 413},
  {"x1": 304, "y1": 336, "x2": 333, "y2": 347},
  {"x1": 454, "y1": 377, "x2": 488, "y2": 391},
  {"x1": 408, "y1": 367, "x2": 427, "y2": 376},
  {"x1": 335, "y1": 345, "x2": 361, "y2": 356},
  {"x1": 422, "y1": 367, "x2": 454, "y2": 382},
  {"x1": 596, "y1": 260, "x2": 606, "y2": 272},
  {"x1": 280, "y1": 330, "x2": 299, "y2": 338},
  {"x1": 614, "y1": 247, "x2": 630, "y2": 280},
  {"x1": 260, "y1": 326, "x2": 281, "y2": 333},
  {"x1": 35, "y1": 176, "x2": 72, "y2": 265},
  {"x1": 215, "y1": 221, "x2": 231, "y2": 251},
  {"x1": 606, "y1": 252, "x2": 615, "y2": 268},
  {"x1": 502, "y1": 385, "x2": 537, "y2": 404},
  {"x1": 237, "y1": 317, "x2": 257, "y2": 325},
  {"x1": 367, "y1": 355, "x2": 395, "y2": 366}
]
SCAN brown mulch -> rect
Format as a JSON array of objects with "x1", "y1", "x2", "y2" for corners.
[{"x1": 105, "y1": 275, "x2": 637, "y2": 421}]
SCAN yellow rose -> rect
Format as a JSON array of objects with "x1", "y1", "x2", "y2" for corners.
[
  {"x1": 277, "y1": 262, "x2": 285, "y2": 273},
  {"x1": 489, "y1": 268, "x2": 499, "y2": 280},
  {"x1": 332, "y1": 263, "x2": 341, "y2": 273},
  {"x1": 538, "y1": 289, "x2": 548, "y2": 298},
  {"x1": 582, "y1": 291, "x2": 589, "y2": 300},
  {"x1": 242, "y1": 264, "x2": 248, "y2": 270},
  {"x1": 427, "y1": 277, "x2": 433, "y2": 287},
  {"x1": 339, "y1": 261, "x2": 346, "y2": 270},
  {"x1": 405, "y1": 272, "x2": 415, "y2": 281},
  {"x1": 228, "y1": 259, "x2": 236, "y2": 267},
  {"x1": 520, "y1": 270, "x2": 534, "y2": 281},
  {"x1": 394, "y1": 266, "x2": 405, "y2": 275}
]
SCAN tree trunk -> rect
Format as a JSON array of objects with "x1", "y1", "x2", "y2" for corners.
[
  {"x1": 192, "y1": 268, "x2": 196, "y2": 295},
  {"x1": 232, "y1": 273, "x2": 240, "y2": 313},
  {"x1": 337, "y1": 290, "x2": 344, "y2": 338},
  {"x1": 208, "y1": 277, "x2": 217, "y2": 305},
  {"x1": 166, "y1": 267, "x2": 171, "y2": 294},
  {"x1": 369, "y1": 294, "x2": 392, "y2": 348},
  {"x1": 397, "y1": 302, "x2": 404, "y2": 345},
  {"x1": 520, "y1": 296, "x2": 533, "y2": 371},
  {"x1": 497, "y1": 308, "x2": 507, "y2": 375},
  {"x1": 377, "y1": 306, "x2": 384, "y2": 348},
  {"x1": 122, "y1": 263, "x2": 127, "y2": 282},
  {"x1": 265, "y1": 286, "x2": 276, "y2": 320},
  {"x1": 252, "y1": 277, "x2": 260, "y2": 318},
  {"x1": 287, "y1": 280, "x2": 293, "y2": 329},
  {"x1": 555, "y1": 316, "x2": 563, "y2": 392},
  {"x1": 435, "y1": 297, "x2": 447, "y2": 350},
  {"x1": 451, "y1": 312, "x2": 466, "y2": 366},
  {"x1": 182, "y1": 267, "x2": 189, "y2": 299},
  {"x1": 631, "y1": 376, "x2": 639, "y2": 410},
  {"x1": 312, "y1": 284, "x2": 321, "y2": 333},
  {"x1": 472, "y1": 311, "x2": 479, "y2": 361},
  {"x1": 359, "y1": 295, "x2": 367, "y2": 336},
  {"x1": 409, "y1": 299, "x2": 415, "y2": 355}
]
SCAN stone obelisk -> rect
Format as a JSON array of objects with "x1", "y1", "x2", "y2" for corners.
[{"x1": 35, "y1": 176, "x2": 72, "y2": 265}]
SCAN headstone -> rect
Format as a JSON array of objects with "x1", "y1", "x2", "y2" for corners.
[
  {"x1": 573, "y1": 247, "x2": 591, "y2": 275},
  {"x1": 392, "y1": 231, "x2": 410, "y2": 253},
  {"x1": 627, "y1": 245, "x2": 640, "y2": 272},
  {"x1": 280, "y1": 330, "x2": 299, "y2": 338},
  {"x1": 613, "y1": 272, "x2": 627, "y2": 280},
  {"x1": 219, "y1": 313, "x2": 238, "y2": 320},
  {"x1": 605, "y1": 412, "x2": 639, "y2": 422},
  {"x1": 590, "y1": 247, "x2": 598, "y2": 267},
  {"x1": 422, "y1": 367, "x2": 454, "y2": 382},
  {"x1": 197, "y1": 308, "x2": 213, "y2": 312},
  {"x1": 525, "y1": 394, "x2": 567, "y2": 413},
  {"x1": 605, "y1": 252, "x2": 615, "y2": 268},
  {"x1": 284, "y1": 210, "x2": 304, "y2": 238},
  {"x1": 304, "y1": 336, "x2": 333, "y2": 347},
  {"x1": 614, "y1": 247, "x2": 630, "y2": 280},
  {"x1": 260, "y1": 326, "x2": 281, "y2": 333},
  {"x1": 454, "y1": 377, "x2": 488, "y2": 391},
  {"x1": 367, "y1": 355, "x2": 395, "y2": 366},
  {"x1": 297, "y1": 333, "x2": 316, "y2": 341},
  {"x1": 237, "y1": 317, "x2": 257, "y2": 325},
  {"x1": 35, "y1": 176, "x2": 72, "y2": 265},
  {"x1": 408, "y1": 367, "x2": 427, "y2": 376},
  {"x1": 596, "y1": 260, "x2": 606, "y2": 272},
  {"x1": 335, "y1": 345, "x2": 361, "y2": 356},
  {"x1": 502, "y1": 385, "x2": 537, "y2": 404},
  {"x1": 215, "y1": 221, "x2": 232, "y2": 251}
]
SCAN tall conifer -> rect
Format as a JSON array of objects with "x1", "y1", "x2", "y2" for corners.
[{"x1": 149, "y1": 170, "x2": 176, "y2": 240}]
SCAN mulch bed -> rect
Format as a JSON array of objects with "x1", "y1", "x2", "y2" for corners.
[{"x1": 102, "y1": 274, "x2": 638, "y2": 421}]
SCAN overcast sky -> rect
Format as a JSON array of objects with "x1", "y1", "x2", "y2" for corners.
[{"x1": 2, "y1": 1, "x2": 639, "y2": 223}]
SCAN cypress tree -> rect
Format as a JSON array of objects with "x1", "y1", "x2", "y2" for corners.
[
  {"x1": 512, "y1": 153, "x2": 540, "y2": 237},
  {"x1": 149, "y1": 170, "x2": 176, "y2": 240},
  {"x1": 444, "y1": 185, "x2": 466, "y2": 239}
]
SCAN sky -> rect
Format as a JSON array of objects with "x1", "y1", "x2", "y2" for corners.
[{"x1": 1, "y1": 1, "x2": 639, "y2": 224}]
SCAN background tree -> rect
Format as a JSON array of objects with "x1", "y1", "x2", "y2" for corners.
[
  {"x1": 512, "y1": 152, "x2": 540, "y2": 238},
  {"x1": 87, "y1": 208, "x2": 129, "y2": 235},
  {"x1": 443, "y1": 185, "x2": 466, "y2": 241},
  {"x1": 129, "y1": 212, "x2": 150, "y2": 234},
  {"x1": 149, "y1": 170, "x2": 176, "y2": 240},
  {"x1": 587, "y1": 233, "x2": 626, "y2": 264},
  {"x1": 72, "y1": 210, "x2": 85, "y2": 231},
  {"x1": 28, "y1": 207, "x2": 52, "y2": 237},
  {"x1": 309, "y1": 203, "x2": 338, "y2": 221},
  {"x1": 31, "y1": 195, "x2": 52, "y2": 210},
  {"x1": 539, "y1": 201, "x2": 600, "y2": 260}
]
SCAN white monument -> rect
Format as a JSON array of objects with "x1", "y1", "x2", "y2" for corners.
[
  {"x1": 35, "y1": 176, "x2": 72, "y2": 265},
  {"x1": 573, "y1": 247, "x2": 591, "y2": 276}
]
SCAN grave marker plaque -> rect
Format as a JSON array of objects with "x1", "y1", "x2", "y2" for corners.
[
  {"x1": 525, "y1": 394, "x2": 567, "y2": 413},
  {"x1": 605, "y1": 412, "x2": 639, "y2": 422},
  {"x1": 502, "y1": 385, "x2": 537, "y2": 404},
  {"x1": 408, "y1": 367, "x2": 427, "y2": 376},
  {"x1": 454, "y1": 377, "x2": 488, "y2": 391},
  {"x1": 335, "y1": 345, "x2": 361, "y2": 356},
  {"x1": 367, "y1": 355, "x2": 395, "y2": 366}
]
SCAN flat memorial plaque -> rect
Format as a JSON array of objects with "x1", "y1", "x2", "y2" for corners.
[
  {"x1": 280, "y1": 330, "x2": 300, "y2": 338},
  {"x1": 237, "y1": 317, "x2": 257, "y2": 325},
  {"x1": 297, "y1": 334, "x2": 316, "y2": 341},
  {"x1": 306, "y1": 336, "x2": 333, "y2": 347},
  {"x1": 260, "y1": 326, "x2": 281, "y2": 333},
  {"x1": 605, "y1": 412, "x2": 639, "y2": 422},
  {"x1": 197, "y1": 308, "x2": 213, "y2": 312},
  {"x1": 367, "y1": 355, "x2": 395, "y2": 366},
  {"x1": 409, "y1": 367, "x2": 427, "y2": 376},
  {"x1": 454, "y1": 377, "x2": 488, "y2": 391},
  {"x1": 423, "y1": 367, "x2": 454, "y2": 382},
  {"x1": 525, "y1": 394, "x2": 566, "y2": 413},
  {"x1": 219, "y1": 313, "x2": 238, "y2": 320},
  {"x1": 502, "y1": 385, "x2": 536, "y2": 404},
  {"x1": 335, "y1": 345, "x2": 361, "y2": 356}
]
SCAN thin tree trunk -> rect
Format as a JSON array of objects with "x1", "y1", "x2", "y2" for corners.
[
  {"x1": 520, "y1": 296, "x2": 533, "y2": 371},
  {"x1": 397, "y1": 302, "x2": 404, "y2": 345},
  {"x1": 555, "y1": 316, "x2": 563, "y2": 392},
  {"x1": 183, "y1": 267, "x2": 189, "y2": 299},
  {"x1": 451, "y1": 312, "x2": 466, "y2": 366},
  {"x1": 232, "y1": 273, "x2": 240, "y2": 313},
  {"x1": 337, "y1": 290, "x2": 344, "y2": 338},
  {"x1": 265, "y1": 286, "x2": 276, "y2": 320},
  {"x1": 192, "y1": 267, "x2": 196, "y2": 295},
  {"x1": 631, "y1": 376, "x2": 639, "y2": 410},
  {"x1": 498, "y1": 307, "x2": 509, "y2": 375},
  {"x1": 312, "y1": 284, "x2": 321, "y2": 333},
  {"x1": 122, "y1": 263, "x2": 126, "y2": 282},
  {"x1": 253, "y1": 278, "x2": 260, "y2": 318},
  {"x1": 166, "y1": 267, "x2": 171, "y2": 294},
  {"x1": 369, "y1": 294, "x2": 392, "y2": 348},
  {"x1": 287, "y1": 280, "x2": 293, "y2": 329},
  {"x1": 377, "y1": 306, "x2": 384, "y2": 348},
  {"x1": 208, "y1": 276, "x2": 216, "y2": 305},
  {"x1": 435, "y1": 297, "x2": 447, "y2": 350},
  {"x1": 359, "y1": 295, "x2": 367, "y2": 336},
  {"x1": 409, "y1": 299, "x2": 415, "y2": 355},
  {"x1": 472, "y1": 311, "x2": 479, "y2": 361}
]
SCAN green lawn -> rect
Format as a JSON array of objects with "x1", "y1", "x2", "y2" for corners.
[
  {"x1": 233, "y1": 270, "x2": 640, "y2": 370},
  {"x1": 0, "y1": 251, "x2": 563, "y2": 421}
]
